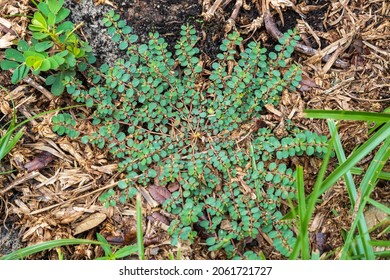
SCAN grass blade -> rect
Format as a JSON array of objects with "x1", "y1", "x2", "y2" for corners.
[
  {"x1": 369, "y1": 240, "x2": 390, "y2": 247},
  {"x1": 328, "y1": 120, "x2": 374, "y2": 259},
  {"x1": 136, "y1": 192, "x2": 145, "y2": 260},
  {"x1": 114, "y1": 245, "x2": 138, "y2": 259},
  {"x1": 0, "y1": 238, "x2": 102, "y2": 260},
  {"x1": 320, "y1": 122, "x2": 390, "y2": 196},
  {"x1": 96, "y1": 233, "x2": 113, "y2": 257},
  {"x1": 0, "y1": 115, "x2": 18, "y2": 161},
  {"x1": 296, "y1": 166, "x2": 308, "y2": 259},
  {"x1": 340, "y1": 137, "x2": 390, "y2": 259},
  {"x1": 304, "y1": 110, "x2": 390, "y2": 123},
  {"x1": 290, "y1": 165, "x2": 309, "y2": 259},
  {"x1": 285, "y1": 122, "x2": 390, "y2": 220},
  {"x1": 349, "y1": 167, "x2": 390, "y2": 181},
  {"x1": 289, "y1": 139, "x2": 333, "y2": 260},
  {"x1": 366, "y1": 198, "x2": 390, "y2": 215}
]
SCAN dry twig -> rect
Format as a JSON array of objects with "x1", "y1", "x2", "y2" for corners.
[{"x1": 263, "y1": 11, "x2": 350, "y2": 69}]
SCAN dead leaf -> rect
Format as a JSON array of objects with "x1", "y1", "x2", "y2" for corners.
[
  {"x1": 364, "y1": 204, "x2": 390, "y2": 230},
  {"x1": 148, "y1": 212, "x2": 170, "y2": 225},
  {"x1": 149, "y1": 184, "x2": 171, "y2": 204},
  {"x1": 167, "y1": 181, "x2": 180, "y2": 193},
  {"x1": 0, "y1": 32, "x2": 15, "y2": 48},
  {"x1": 315, "y1": 232, "x2": 331, "y2": 255},
  {"x1": 24, "y1": 151, "x2": 55, "y2": 172},
  {"x1": 299, "y1": 76, "x2": 319, "y2": 92},
  {"x1": 73, "y1": 213, "x2": 107, "y2": 235},
  {"x1": 264, "y1": 103, "x2": 283, "y2": 117}
]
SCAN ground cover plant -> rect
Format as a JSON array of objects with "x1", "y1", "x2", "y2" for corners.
[{"x1": 50, "y1": 11, "x2": 331, "y2": 258}]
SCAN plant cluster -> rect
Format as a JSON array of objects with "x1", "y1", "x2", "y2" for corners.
[
  {"x1": 0, "y1": 0, "x2": 95, "y2": 95},
  {"x1": 54, "y1": 11, "x2": 329, "y2": 258}
]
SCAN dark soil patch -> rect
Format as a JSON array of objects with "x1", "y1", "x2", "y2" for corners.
[
  {"x1": 278, "y1": 3, "x2": 330, "y2": 49},
  {"x1": 66, "y1": 0, "x2": 209, "y2": 64},
  {"x1": 0, "y1": 218, "x2": 21, "y2": 256},
  {"x1": 114, "y1": 0, "x2": 201, "y2": 50}
]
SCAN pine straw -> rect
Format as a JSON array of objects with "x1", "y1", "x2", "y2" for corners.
[{"x1": 0, "y1": 0, "x2": 389, "y2": 259}]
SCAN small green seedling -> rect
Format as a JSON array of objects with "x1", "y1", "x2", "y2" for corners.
[{"x1": 1, "y1": 0, "x2": 95, "y2": 95}]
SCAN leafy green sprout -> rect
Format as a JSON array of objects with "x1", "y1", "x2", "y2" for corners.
[{"x1": 0, "y1": 0, "x2": 95, "y2": 95}]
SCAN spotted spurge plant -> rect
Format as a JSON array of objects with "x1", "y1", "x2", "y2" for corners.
[{"x1": 54, "y1": 11, "x2": 329, "y2": 258}]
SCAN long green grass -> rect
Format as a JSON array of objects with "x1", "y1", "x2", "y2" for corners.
[
  {"x1": 289, "y1": 109, "x2": 390, "y2": 259},
  {"x1": 0, "y1": 110, "x2": 24, "y2": 163},
  {"x1": 0, "y1": 238, "x2": 102, "y2": 260}
]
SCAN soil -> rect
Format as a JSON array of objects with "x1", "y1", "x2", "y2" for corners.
[
  {"x1": 0, "y1": 0, "x2": 389, "y2": 260},
  {"x1": 66, "y1": 0, "x2": 207, "y2": 64}
]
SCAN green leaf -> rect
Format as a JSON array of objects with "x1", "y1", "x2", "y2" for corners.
[
  {"x1": 34, "y1": 41, "x2": 54, "y2": 52},
  {"x1": 116, "y1": 132, "x2": 126, "y2": 142},
  {"x1": 32, "y1": 32, "x2": 50, "y2": 40},
  {"x1": 47, "y1": 11, "x2": 56, "y2": 26},
  {"x1": 118, "y1": 180, "x2": 127, "y2": 189},
  {"x1": 31, "y1": 12, "x2": 47, "y2": 30},
  {"x1": 39, "y1": 59, "x2": 51, "y2": 71},
  {"x1": 0, "y1": 60, "x2": 19, "y2": 70},
  {"x1": 138, "y1": 44, "x2": 147, "y2": 54},
  {"x1": 25, "y1": 56, "x2": 44, "y2": 70},
  {"x1": 52, "y1": 54, "x2": 66, "y2": 66},
  {"x1": 55, "y1": 8, "x2": 71, "y2": 23},
  {"x1": 5, "y1": 48, "x2": 25, "y2": 63},
  {"x1": 65, "y1": 53, "x2": 76, "y2": 67},
  {"x1": 148, "y1": 169, "x2": 157, "y2": 178},
  {"x1": 11, "y1": 64, "x2": 29, "y2": 84},
  {"x1": 47, "y1": 57, "x2": 59, "y2": 69},
  {"x1": 50, "y1": 76, "x2": 65, "y2": 95},
  {"x1": 37, "y1": 2, "x2": 50, "y2": 17},
  {"x1": 122, "y1": 26, "x2": 132, "y2": 35},
  {"x1": 48, "y1": 0, "x2": 64, "y2": 15},
  {"x1": 17, "y1": 40, "x2": 30, "y2": 52},
  {"x1": 269, "y1": 52, "x2": 277, "y2": 60},
  {"x1": 56, "y1": 21, "x2": 74, "y2": 34},
  {"x1": 119, "y1": 41, "x2": 128, "y2": 50}
]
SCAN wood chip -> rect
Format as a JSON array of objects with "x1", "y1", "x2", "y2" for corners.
[{"x1": 73, "y1": 213, "x2": 107, "y2": 235}]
